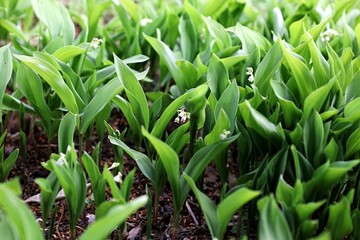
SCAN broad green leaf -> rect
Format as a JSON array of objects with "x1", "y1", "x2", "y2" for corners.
[
  {"x1": 16, "y1": 63, "x2": 51, "y2": 134},
  {"x1": 80, "y1": 78, "x2": 124, "y2": 134},
  {"x1": 258, "y1": 195, "x2": 292, "y2": 240},
  {"x1": 108, "y1": 136, "x2": 156, "y2": 184},
  {"x1": 276, "y1": 177, "x2": 303, "y2": 208},
  {"x1": 255, "y1": 39, "x2": 283, "y2": 96},
  {"x1": 15, "y1": 54, "x2": 79, "y2": 114},
  {"x1": 207, "y1": 53, "x2": 229, "y2": 99},
  {"x1": 114, "y1": 55, "x2": 149, "y2": 129},
  {"x1": 214, "y1": 80, "x2": 239, "y2": 132},
  {"x1": 295, "y1": 201, "x2": 326, "y2": 222},
  {"x1": 151, "y1": 91, "x2": 192, "y2": 138},
  {"x1": 53, "y1": 45, "x2": 87, "y2": 62},
  {"x1": 166, "y1": 122, "x2": 190, "y2": 153},
  {"x1": 183, "y1": 173, "x2": 218, "y2": 238},
  {"x1": 289, "y1": 16, "x2": 307, "y2": 46},
  {"x1": 281, "y1": 40, "x2": 316, "y2": 103},
  {"x1": 302, "y1": 77, "x2": 336, "y2": 124},
  {"x1": 112, "y1": 96, "x2": 141, "y2": 136},
  {"x1": 0, "y1": 18, "x2": 27, "y2": 41},
  {"x1": 303, "y1": 31, "x2": 330, "y2": 87},
  {"x1": 240, "y1": 100, "x2": 282, "y2": 141},
  {"x1": 345, "y1": 72, "x2": 360, "y2": 104},
  {"x1": 1, "y1": 149, "x2": 19, "y2": 182},
  {"x1": 202, "y1": 0, "x2": 227, "y2": 17},
  {"x1": 304, "y1": 160, "x2": 359, "y2": 200},
  {"x1": 231, "y1": 23, "x2": 271, "y2": 54},
  {"x1": 303, "y1": 110, "x2": 324, "y2": 167},
  {"x1": 345, "y1": 127, "x2": 360, "y2": 158},
  {"x1": 221, "y1": 54, "x2": 248, "y2": 69},
  {"x1": 324, "y1": 138, "x2": 339, "y2": 163},
  {"x1": 176, "y1": 60, "x2": 198, "y2": 90},
  {"x1": 58, "y1": 112, "x2": 76, "y2": 153},
  {"x1": 143, "y1": 34, "x2": 185, "y2": 91},
  {"x1": 344, "y1": 97, "x2": 360, "y2": 121},
  {"x1": 31, "y1": 0, "x2": 74, "y2": 44},
  {"x1": 142, "y1": 127, "x2": 180, "y2": 211},
  {"x1": 217, "y1": 188, "x2": 260, "y2": 237},
  {"x1": 0, "y1": 45, "x2": 12, "y2": 106},
  {"x1": 79, "y1": 196, "x2": 147, "y2": 240},
  {"x1": 204, "y1": 109, "x2": 230, "y2": 145},
  {"x1": 35, "y1": 173, "x2": 59, "y2": 225},
  {"x1": 327, "y1": 190, "x2": 354, "y2": 240},
  {"x1": 0, "y1": 180, "x2": 44, "y2": 240},
  {"x1": 203, "y1": 16, "x2": 231, "y2": 49},
  {"x1": 180, "y1": 135, "x2": 238, "y2": 204},
  {"x1": 271, "y1": 80, "x2": 302, "y2": 128},
  {"x1": 327, "y1": 44, "x2": 346, "y2": 91},
  {"x1": 179, "y1": 13, "x2": 198, "y2": 61}
]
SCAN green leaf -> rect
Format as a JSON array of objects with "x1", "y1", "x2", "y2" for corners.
[
  {"x1": 1, "y1": 149, "x2": 19, "y2": 182},
  {"x1": 143, "y1": 34, "x2": 185, "y2": 91},
  {"x1": 142, "y1": 127, "x2": 180, "y2": 212},
  {"x1": 114, "y1": 55, "x2": 149, "y2": 129},
  {"x1": 217, "y1": 188, "x2": 260, "y2": 237},
  {"x1": 180, "y1": 135, "x2": 238, "y2": 204},
  {"x1": 255, "y1": 39, "x2": 283, "y2": 96},
  {"x1": 151, "y1": 91, "x2": 192, "y2": 139},
  {"x1": 204, "y1": 109, "x2": 230, "y2": 145},
  {"x1": 327, "y1": 190, "x2": 354, "y2": 240},
  {"x1": 344, "y1": 97, "x2": 360, "y2": 121},
  {"x1": 231, "y1": 23, "x2": 271, "y2": 54},
  {"x1": 202, "y1": 0, "x2": 227, "y2": 17},
  {"x1": 203, "y1": 16, "x2": 231, "y2": 49},
  {"x1": 302, "y1": 78, "x2": 336, "y2": 124},
  {"x1": 207, "y1": 54, "x2": 229, "y2": 99},
  {"x1": 303, "y1": 110, "x2": 324, "y2": 167},
  {"x1": 176, "y1": 60, "x2": 198, "y2": 90},
  {"x1": 58, "y1": 112, "x2": 76, "y2": 153},
  {"x1": 0, "y1": 18, "x2": 27, "y2": 41},
  {"x1": 304, "y1": 160, "x2": 359, "y2": 201},
  {"x1": 35, "y1": 172, "x2": 59, "y2": 224},
  {"x1": 345, "y1": 127, "x2": 360, "y2": 158},
  {"x1": 0, "y1": 180, "x2": 44, "y2": 240},
  {"x1": 271, "y1": 80, "x2": 302, "y2": 128},
  {"x1": 79, "y1": 196, "x2": 147, "y2": 240},
  {"x1": 303, "y1": 31, "x2": 330, "y2": 87},
  {"x1": 53, "y1": 45, "x2": 87, "y2": 62},
  {"x1": 0, "y1": 45, "x2": 12, "y2": 106},
  {"x1": 214, "y1": 80, "x2": 239, "y2": 132},
  {"x1": 241, "y1": 100, "x2": 282, "y2": 141},
  {"x1": 281, "y1": 40, "x2": 316, "y2": 103},
  {"x1": 108, "y1": 136, "x2": 156, "y2": 184},
  {"x1": 183, "y1": 173, "x2": 218, "y2": 238},
  {"x1": 15, "y1": 54, "x2": 79, "y2": 114},
  {"x1": 258, "y1": 195, "x2": 292, "y2": 240},
  {"x1": 179, "y1": 13, "x2": 198, "y2": 61},
  {"x1": 31, "y1": 0, "x2": 74, "y2": 44},
  {"x1": 80, "y1": 78, "x2": 124, "y2": 134}
]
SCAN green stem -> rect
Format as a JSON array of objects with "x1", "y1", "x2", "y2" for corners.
[{"x1": 77, "y1": 47, "x2": 89, "y2": 75}]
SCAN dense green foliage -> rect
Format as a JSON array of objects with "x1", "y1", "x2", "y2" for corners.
[{"x1": 1, "y1": 0, "x2": 360, "y2": 239}]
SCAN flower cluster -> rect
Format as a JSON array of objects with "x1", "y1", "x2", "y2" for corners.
[
  {"x1": 174, "y1": 109, "x2": 190, "y2": 124},
  {"x1": 56, "y1": 153, "x2": 67, "y2": 166},
  {"x1": 140, "y1": 18, "x2": 153, "y2": 27},
  {"x1": 320, "y1": 29, "x2": 339, "y2": 42},
  {"x1": 90, "y1": 38, "x2": 103, "y2": 49},
  {"x1": 246, "y1": 67, "x2": 255, "y2": 83},
  {"x1": 220, "y1": 129, "x2": 231, "y2": 140}
]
